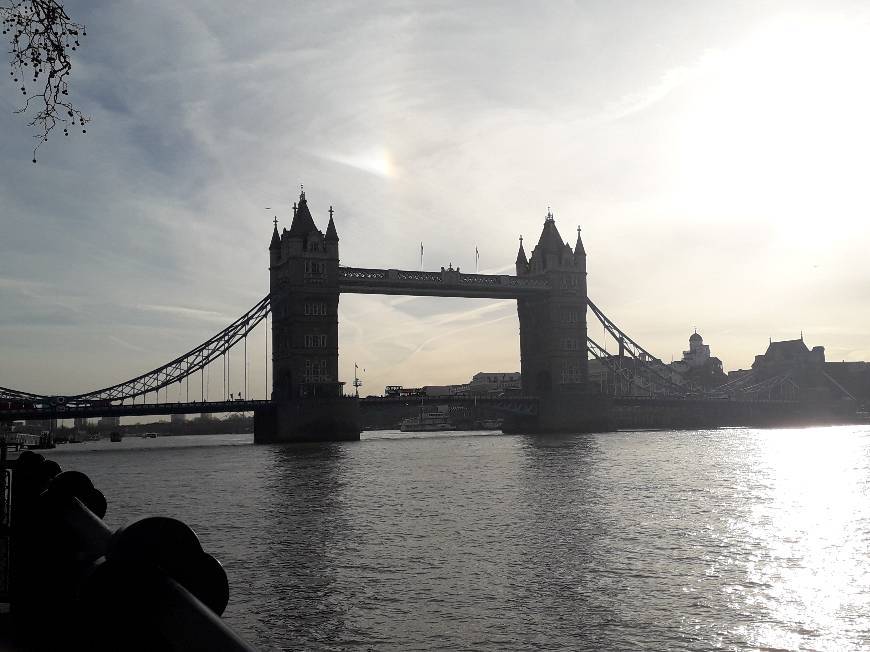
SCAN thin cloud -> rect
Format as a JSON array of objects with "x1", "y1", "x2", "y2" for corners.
[
  {"x1": 0, "y1": 277, "x2": 44, "y2": 291},
  {"x1": 132, "y1": 303, "x2": 232, "y2": 324},
  {"x1": 108, "y1": 335, "x2": 150, "y2": 353},
  {"x1": 589, "y1": 50, "x2": 724, "y2": 125},
  {"x1": 410, "y1": 312, "x2": 516, "y2": 357}
]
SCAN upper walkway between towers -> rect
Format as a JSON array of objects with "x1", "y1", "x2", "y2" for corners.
[{"x1": 337, "y1": 266, "x2": 551, "y2": 299}]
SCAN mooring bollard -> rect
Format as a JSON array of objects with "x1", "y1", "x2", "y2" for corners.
[{"x1": 9, "y1": 451, "x2": 257, "y2": 651}]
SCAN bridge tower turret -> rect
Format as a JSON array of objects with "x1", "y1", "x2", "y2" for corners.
[
  {"x1": 269, "y1": 219, "x2": 281, "y2": 268},
  {"x1": 515, "y1": 235, "x2": 528, "y2": 276},
  {"x1": 258, "y1": 189, "x2": 359, "y2": 442},
  {"x1": 512, "y1": 209, "x2": 601, "y2": 431}
]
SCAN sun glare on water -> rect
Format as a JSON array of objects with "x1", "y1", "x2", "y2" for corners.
[{"x1": 741, "y1": 427, "x2": 870, "y2": 649}]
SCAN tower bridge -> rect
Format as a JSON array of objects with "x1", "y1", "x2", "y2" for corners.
[
  {"x1": 263, "y1": 195, "x2": 600, "y2": 439},
  {"x1": 2, "y1": 189, "x2": 856, "y2": 441}
]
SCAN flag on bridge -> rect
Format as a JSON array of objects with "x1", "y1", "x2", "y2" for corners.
[{"x1": 420, "y1": 242, "x2": 424, "y2": 270}]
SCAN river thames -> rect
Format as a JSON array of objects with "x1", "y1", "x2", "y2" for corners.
[{"x1": 45, "y1": 426, "x2": 870, "y2": 651}]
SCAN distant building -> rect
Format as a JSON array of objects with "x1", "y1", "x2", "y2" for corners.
[
  {"x1": 383, "y1": 371, "x2": 521, "y2": 398},
  {"x1": 752, "y1": 337, "x2": 825, "y2": 372},
  {"x1": 469, "y1": 372, "x2": 521, "y2": 393},
  {"x1": 669, "y1": 331, "x2": 726, "y2": 388},
  {"x1": 73, "y1": 417, "x2": 88, "y2": 431},
  {"x1": 422, "y1": 385, "x2": 456, "y2": 397},
  {"x1": 171, "y1": 413, "x2": 187, "y2": 425},
  {"x1": 384, "y1": 386, "x2": 424, "y2": 398},
  {"x1": 27, "y1": 418, "x2": 57, "y2": 431},
  {"x1": 749, "y1": 336, "x2": 853, "y2": 402}
]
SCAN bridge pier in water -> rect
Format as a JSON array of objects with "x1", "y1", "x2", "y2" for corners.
[{"x1": 254, "y1": 398, "x2": 360, "y2": 443}]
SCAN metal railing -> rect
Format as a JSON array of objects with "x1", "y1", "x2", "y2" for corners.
[{"x1": 7, "y1": 449, "x2": 257, "y2": 651}]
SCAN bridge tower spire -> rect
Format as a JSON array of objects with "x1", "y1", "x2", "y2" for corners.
[
  {"x1": 325, "y1": 206, "x2": 339, "y2": 242},
  {"x1": 574, "y1": 225, "x2": 586, "y2": 260},
  {"x1": 269, "y1": 218, "x2": 281, "y2": 266},
  {"x1": 515, "y1": 235, "x2": 528, "y2": 275}
]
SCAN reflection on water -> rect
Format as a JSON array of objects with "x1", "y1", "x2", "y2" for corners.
[
  {"x1": 49, "y1": 427, "x2": 870, "y2": 651},
  {"x1": 250, "y1": 444, "x2": 350, "y2": 647},
  {"x1": 739, "y1": 429, "x2": 870, "y2": 650}
]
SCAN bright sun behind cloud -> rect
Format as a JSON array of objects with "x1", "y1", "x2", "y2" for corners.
[
  {"x1": 320, "y1": 147, "x2": 396, "y2": 178},
  {"x1": 673, "y1": 12, "x2": 870, "y2": 241}
]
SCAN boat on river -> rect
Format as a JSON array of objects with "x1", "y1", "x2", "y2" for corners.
[{"x1": 400, "y1": 410, "x2": 453, "y2": 432}]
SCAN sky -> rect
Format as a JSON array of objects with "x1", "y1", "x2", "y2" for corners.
[{"x1": 2, "y1": 0, "x2": 870, "y2": 401}]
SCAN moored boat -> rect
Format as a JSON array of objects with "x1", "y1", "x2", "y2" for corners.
[{"x1": 400, "y1": 410, "x2": 453, "y2": 432}]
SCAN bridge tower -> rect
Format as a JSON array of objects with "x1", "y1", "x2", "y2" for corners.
[
  {"x1": 255, "y1": 189, "x2": 360, "y2": 442},
  {"x1": 513, "y1": 211, "x2": 607, "y2": 432}
]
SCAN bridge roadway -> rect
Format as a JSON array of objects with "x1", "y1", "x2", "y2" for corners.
[
  {"x1": 2, "y1": 394, "x2": 803, "y2": 423},
  {"x1": 338, "y1": 267, "x2": 550, "y2": 299},
  {"x1": 360, "y1": 394, "x2": 540, "y2": 415},
  {"x1": 611, "y1": 396, "x2": 799, "y2": 407},
  {"x1": 3, "y1": 396, "x2": 542, "y2": 422},
  {"x1": 3, "y1": 400, "x2": 271, "y2": 422}
]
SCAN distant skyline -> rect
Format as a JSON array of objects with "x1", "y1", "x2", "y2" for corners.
[{"x1": 2, "y1": 0, "x2": 870, "y2": 399}]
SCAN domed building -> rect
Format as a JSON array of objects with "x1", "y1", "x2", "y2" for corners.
[{"x1": 669, "y1": 330, "x2": 726, "y2": 388}]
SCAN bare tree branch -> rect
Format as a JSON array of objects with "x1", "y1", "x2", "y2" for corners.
[{"x1": 1, "y1": 0, "x2": 89, "y2": 162}]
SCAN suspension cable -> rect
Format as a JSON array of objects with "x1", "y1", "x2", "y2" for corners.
[{"x1": 1, "y1": 295, "x2": 271, "y2": 408}]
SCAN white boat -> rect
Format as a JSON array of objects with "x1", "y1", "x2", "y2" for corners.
[{"x1": 400, "y1": 410, "x2": 453, "y2": 432}]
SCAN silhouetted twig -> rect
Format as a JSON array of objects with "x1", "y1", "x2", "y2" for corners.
[{"x1": 1, "y1": 0, "x2": 89, "y2": 162}]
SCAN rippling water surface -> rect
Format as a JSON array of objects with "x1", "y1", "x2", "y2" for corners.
[{"x1": 48, "y1": 426, "x2": 870, "y2": 651}]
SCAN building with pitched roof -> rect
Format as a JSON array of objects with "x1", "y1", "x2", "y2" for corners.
[{"x1": 752, "y1": 337, "x2": 825, "y2": 373}]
